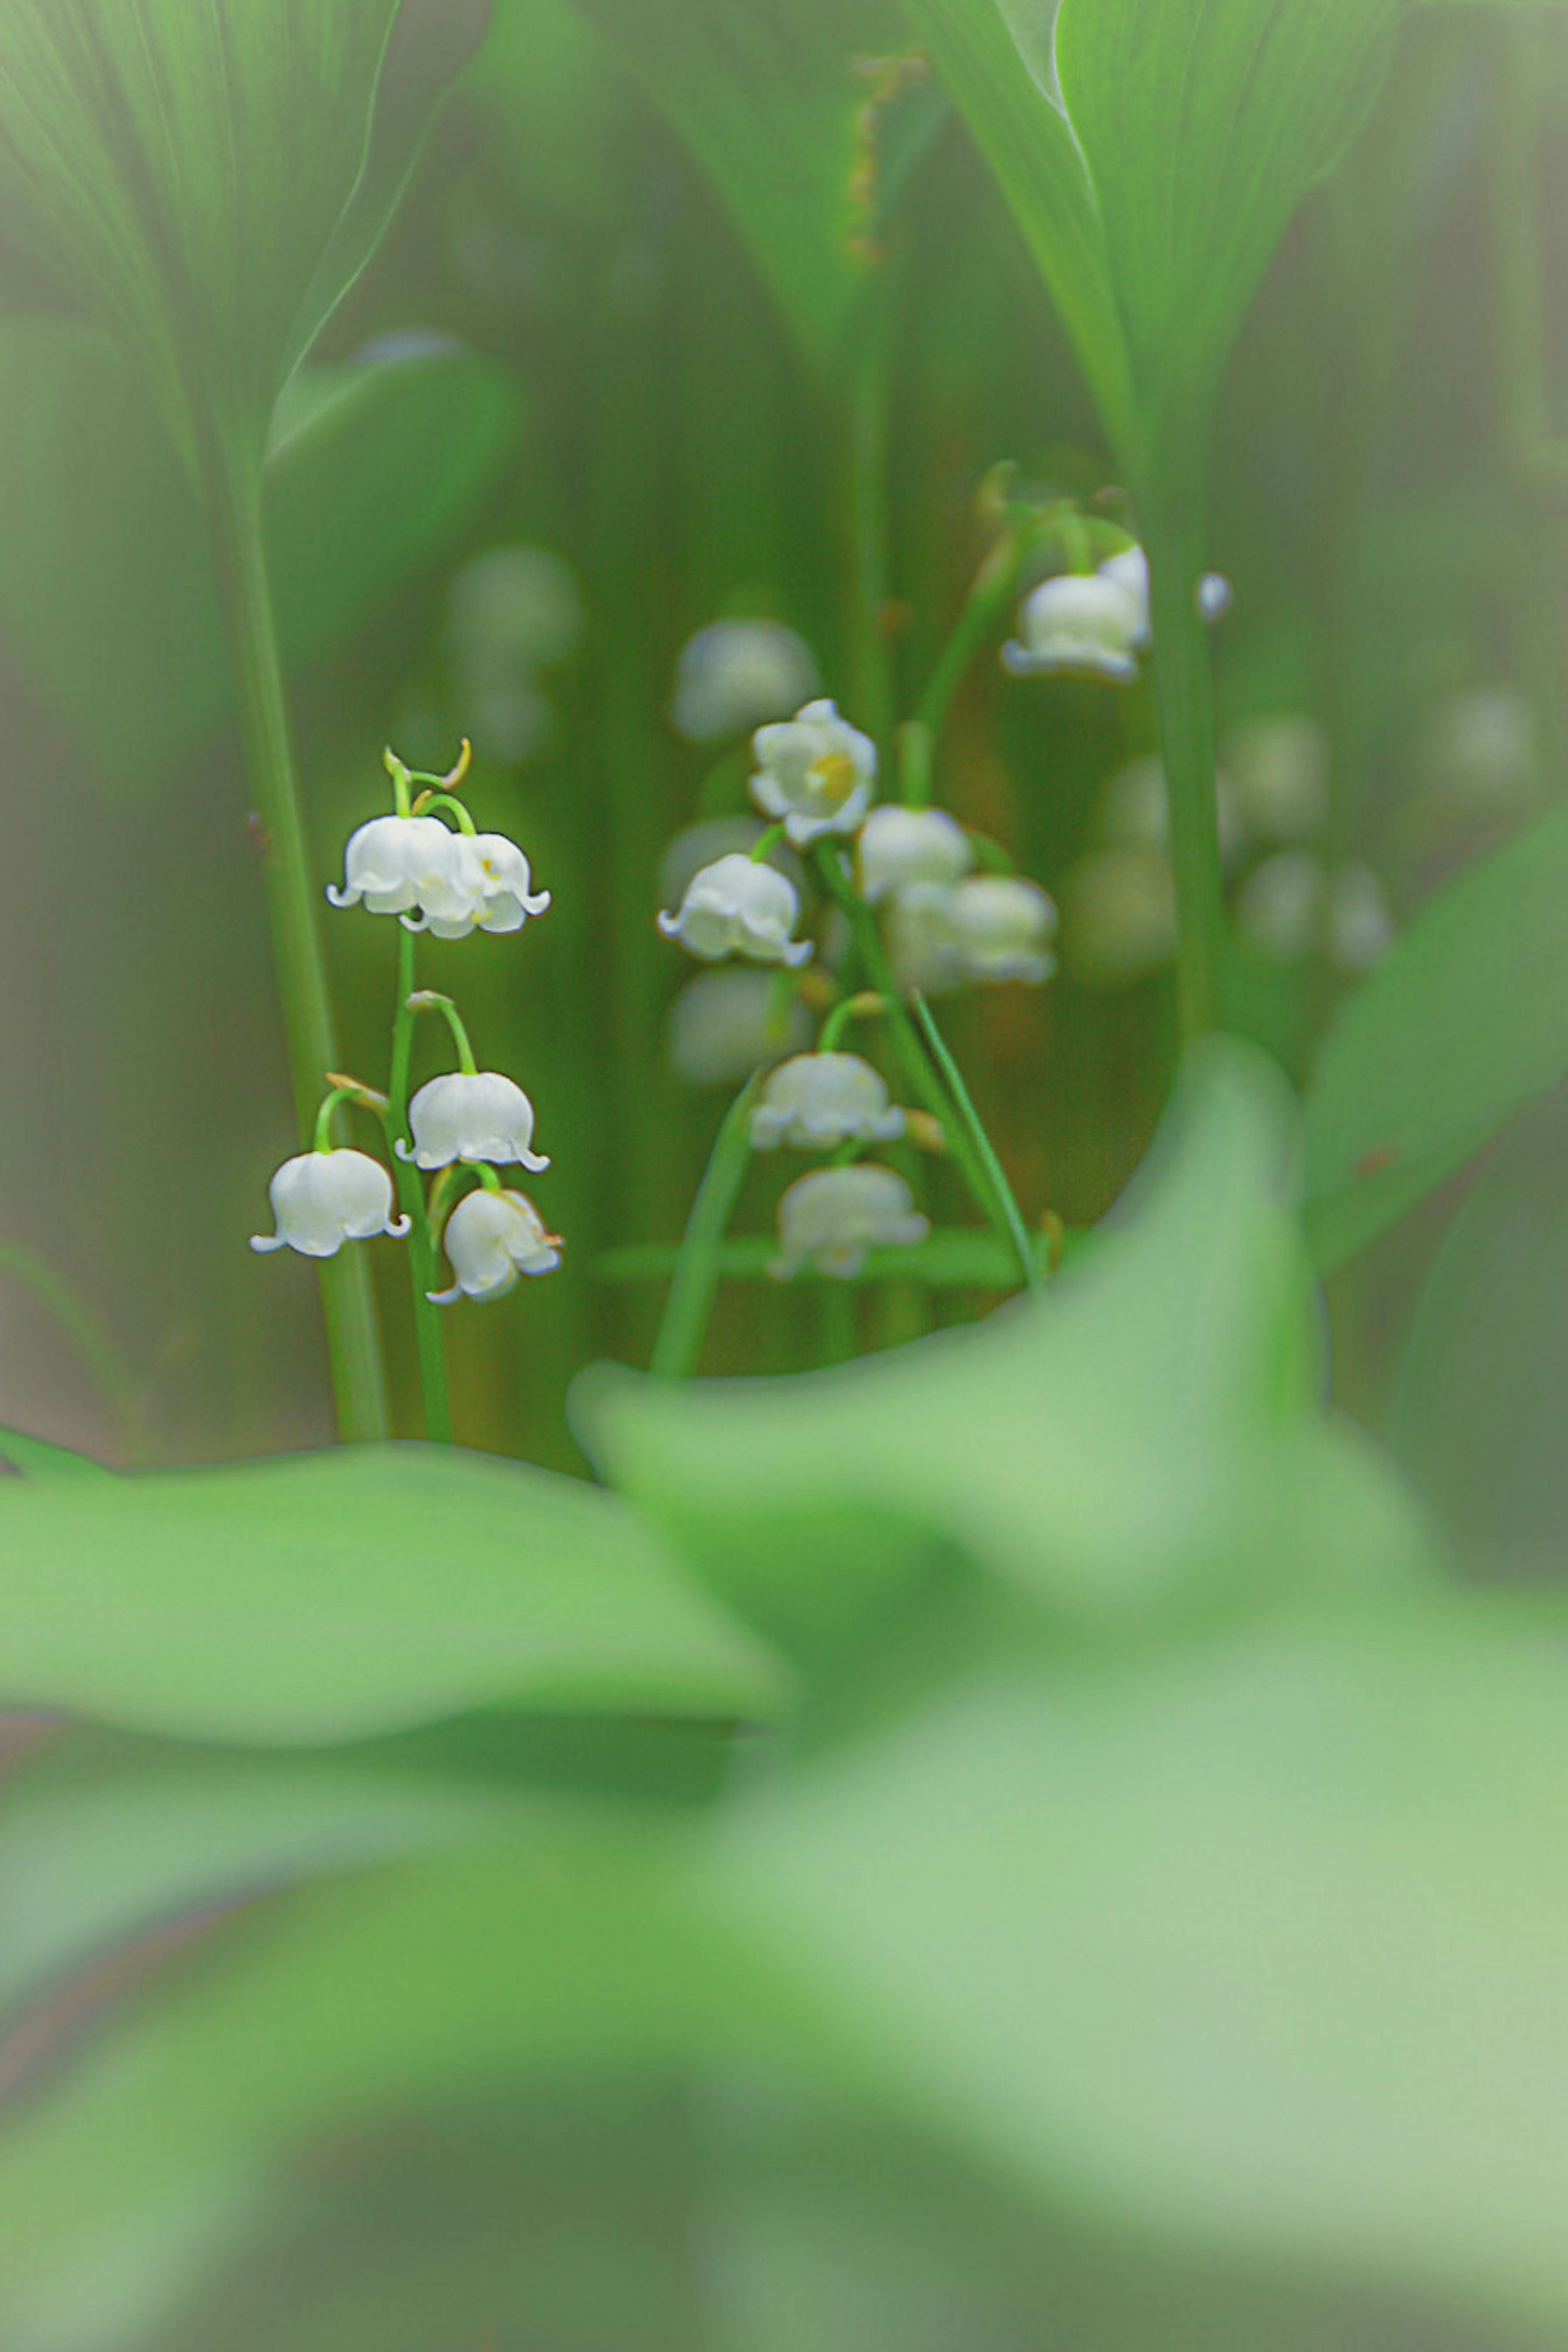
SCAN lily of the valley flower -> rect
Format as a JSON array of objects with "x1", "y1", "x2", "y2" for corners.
[
  {"x1": 770, "y1": 1164, "x2": 930, "y2": 1281},
  {"x1": 657, "y1": 853, "x2": 812, "y2": 967},
  {"x1": 672, "y1": 618, "x2": 820, "y2": 743},
  {"x1": 946, "y1": 875, "x2": 1059, "y2": 984},
  {"x1": 667, "y1": 968, "x2": 813, "y2": 1087},
  {"x1": 857, "y1": 804, "x2": 973, "y2": 906},
  {"x1": 429, "y1": 1187, "x2": 562, "y2": 1303},
  {"x1": 1001, "y1": 572, "x2": 1147, "y2": 684},
  {"x1": 327, "y1": 815, "x2": 475, "y2": 921},
  {"x1": 250, "y1": 1150, "x2": 410, "y2": 1259},
  {"x1": 408, "y1": 832, "x2": 552, "y2": 940},
  {"x1": 750, "y1": 699, "x2": 877, "y2": 846},
  {"x1": 398, "y1": 1071, "x2": 549, "y2": 1171},
  {"x1": 750, "y1": 1052, "x2": 906, "y2": 1152}
]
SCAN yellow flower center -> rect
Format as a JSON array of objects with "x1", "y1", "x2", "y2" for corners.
[{"x1": 808, "y1": 751, "x2": 859, "y2": 807}]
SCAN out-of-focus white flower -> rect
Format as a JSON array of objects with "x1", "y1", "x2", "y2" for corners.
[
  {"x1": 1102, "y1": 756, "x2": 1245, "y2": 866},
  {"x1": 1236, "y1": 850, "x2": 1324, "y2": 963},
  {"x1": 1099, "y1": 544, "x2": 1232, "y2": 633},
  {"x1": 658, "y1": 853, "x2": 812, "y2": 967},
  {"x1": 447, "y1": 545, "x2": 584, "y2": 671},
  {"x1": 1417, "y1": 686, "x2": 1544, "y2": 820},
  {"x1": 946, "y1": 875, "x2": 1058, "y2": 984},
  {"x1": 1196, "y1": 572, "x2": 1234, "y2": 623},
  {"x1": 749, "y1": 699, "x2": 877, "y2": 846},
  {"x1": 750, "y1": 1053, "x2": 906, "y2": 1152},
  {"x1": 250, "y1": 1151, "x2": 409, "y2": 1259},
  {"x1": 1327, "y1": 862, "x2": 1395, "y2": 973},
  {"x1": 398, "y1": 1072, "x2": 549, "y2": 1171},
  {"x1": 886, "y1": 882, "x2": 967, "y2": 994},
  {"x1": 407, "y1": 832, "x2": 552, "y2": 940},
  {"x1": 1002, "y1": 573, "x2": 1146, "y2": 683},
  {"x1": 1222, "y1": 715, "x2": 1330, "y2": 843},
  {"x1": 658, "y1": 820, "x2": 803, "y2": 914},
  {"x1": 672, "y1": 619, "x2": 820, "y2": 743},
  {"x1": 1064, "y1": 847, "x2": 1178, "y2": 985},
  {"x1": 429, "y1": 1187, "x2": 562, "y2": 1304},
  {"x1": 667, "y1": 969, "x2": 812, "y2": 1087},
  {"x1": 327, "y1": 815, "x2": 474, "y2": 923},
  {"x1": 857, "y1": 805, "x2": 973, "y2": 905},
  {"x1": 771, "y1": 1164, "x2": 930, "y2": 1281}
]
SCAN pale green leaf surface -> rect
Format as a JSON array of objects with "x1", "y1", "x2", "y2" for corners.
[
  {"x1": 0, "y1": 1443, "x2": 786, "y2": 1742},
  {"x1": 0, "y1": 1425, "x2": 113, "y2": 1481},
  {"x1": 1303, "y1": 802, "x2": 1568, "y2": 1270},
  {"x1": 725, "y1": 1603, "x2": 1568, "y2": 2325},
  {"x1": 570, "y1": 0, "x2": 907, "y2": 376},
  {"x1": 0, "y1": 321, "x2": 516, "y2": 794},
  {"x1": 0, "y1": 0, "x2": 408, "y2": 452},
  {"x1": 577, "y1": 1042, "x2": 1430, "y2": 1641}
]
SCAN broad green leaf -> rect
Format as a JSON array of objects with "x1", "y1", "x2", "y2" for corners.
[
  {"x1": 1303, "y1": 802, "x2": 1568, "y2": 1271},
  {"x1": 577, "y1": 1042, "x2": 1431, "y2": 1648},
  {"x1": 0, "y1": 1443, "x2": 786, "y2": 1743},
  {"x1": 568, "y1": 0, "x2": 917, "y2": 376},
  {"x1": 726, "y1": 1601, "x2": 1568, "y2": 2326},
  {"x1": 1393, "y1": 1090, "x2": 1568, "y2": 1579},
  {"x1": 0, "y1": 321, "x2": 517, "y2": 794},
  {"x1": 0, "y1": 1426, "x2": 113, "y2": 1481},
  {"x1": 0, "y1": 0, "x2": 412, "y2": 457},
  {"x1": 1053, "y1": 0, "x2": 1403, "y2": 457},
  {"x1": 0, "y1": 1836, "x2": 812, "y2": 2352}
]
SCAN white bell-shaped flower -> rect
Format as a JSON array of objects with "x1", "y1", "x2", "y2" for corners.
[
  {"x1": 409, "y1": 832, "x2": 552, "y2": 940},
  {"x1": 657, "y1": 853, "x2": 812, "y2": 967},
  {"x1": 857, "y1": 805, "x2": 973, "y2": 906},
  {"x1": 1236, "y1": 850, "x2": 1323, "y2": 963},
  {"x1": 1002, "y1": 572, "x2": 1147, "y2": 684},
  {"x1": 667, "y1": 969, "x2": 812, "y2": 1087},
  {"x1": 770, "y1": 1164, "x2": 930, "y2": 1281},
  {"x1": 1100, "y1": 544, "x2": 1232, "y2": 633},
  {"x1": 1222, "y1": 715, "x2": 1330, "y2": 843},
  {"x1": 886, "y1": 882, "x2": 967, "y2": 996},
  {"x1": 327, "y1": 815, "x2": 471, "y2": 920},
  {"x1": 749, "y1": 698, "x2": 877, "y2": 846},
  {"x1": 947, "y1": 875, "x2": 1059, "y2": 984},
  {"x1": 250, "y1": 1150, "x2": 410, "y2": 1259},
  {"x1": 750, "y1": 1053, "x2": 907, "y2": 1152},
  {"x1": 429, "y1": 1187, "x2": 562, "y2": 1304},
  {"x1": 672, "y1": 619, "x2": 820, "y2": 743},
  {"x1": 1327, "y1": 862, "x2": 1395, "y2": 974},
  {"x1": 398, "y1": 1071, "x2": 549, "y2": 1170}
]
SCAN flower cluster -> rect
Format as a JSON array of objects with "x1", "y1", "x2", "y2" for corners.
[{"x1": 251, "y1": 751, "x2": 561, "y2": 1309}]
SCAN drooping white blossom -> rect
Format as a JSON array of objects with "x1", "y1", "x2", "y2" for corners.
[
  {"x1": 1001, "y1": 572, "x2": 1147, "y2": 684},
  {"x1": 749, "y1": 1053, "x2": 906, "y2": 1152},
  {"x1": 429, "y1": 1187, "x2": 562, "y2": 1304},
  {"x1": 749, "y1": 699, "x2": 877, "y2": 846},
  {"x1": 1099, "y1": 544, "x2": 1232, "y2": 635},
  {"x1": 1327, "y1": 862, "x2": 1395, "y2": 974},
  {"x1": 408, "y1": 832, "x2": 552, "y2": 940},
  {"x1": 946, "y1": 875, "x2": 1059, "y2": 984},
  {"x1": 398, "y1": 1071, "x2": 549, "y2": 1171},
  {"x1": 1236, "y1": 850, "x2": 1324, "y2": 962},
  {"x1": 657, "y1": 853, "x2": 812, "y2": 967},
  {"x1": 1221, "y1": 715, "x2": 1331, "y2": 843},
  {"x1": 672, "y1": 619, "x2": 820, "y2": 743},
  {"x1": 666, "y1": 969, "x2": 812, "y2": 1087},
  {"x1": 770, "y1": 1164, "x2": 930, "y2": 1281},
  {"x1": 327, "y1": 815, "x2": 474, "y2": 922},
  {"x1": 857, "y1": 804, "x2": 973, "y2": 906},
  {"x1": 250, "y1": 1150, "x2": 410, "y2": 1260}
]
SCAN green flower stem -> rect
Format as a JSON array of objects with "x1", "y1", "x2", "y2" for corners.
[
  {"x1": 204, "y1": 437, "x2": 388, "y2": 1443},
  {"x1": 413, "y1": 791, "x2": 477, "y2": 833},
  {"x1": 812, "y1": 846, "x2": 1032, "y2": 1288},
  {"x1": 408, "y1": 991, "x2": 479, "y2": 1076},
  {"x1": 909, "y1": 991, "x2": 1043, "y2": 1298},
  {"x1": 846, "y1": 290, "x2": 899, "y2": 750},
  {"x1": 820, "y1": 991, "x2": 884, "y2": 1053},
  {"x1": 650, "y1": 1073, "x2": 762, "y2": 1381},
  {"x1": 750, "y1": 822, "x2": 788, "y2": 862},
  {"x1": 913, "y1": 526, "x2": 1025, "y2": 755},
  {"x1": 387, "y1": 928, "x2": 452, "y2": 1446},
  {"x1": 1141, "y1": 479, "x2": 1226, "y2": 1038}
]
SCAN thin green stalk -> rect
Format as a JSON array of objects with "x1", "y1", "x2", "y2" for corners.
[
  {"x1": 1141, "y1": 475, "x2": 1226, "y2": 1038},
  {"x1": 909, "y1": 992, "x2": 1043, "y2": 1297},
  {"x1": 812, "y1": 846, "x2": 1030, "y2": 1281},
  {"x1": 650, "y1": 1074, "x2": 762, "y2": 1381},
  {"x1": 204, "y1": 436, "x2": 388, "y2": 1442},
  {"x1": 846, "y1": 294, "x2": 899, "y2": 748},
  {"x1": 913, "y1": 527, "x2": 1025, "y2": 755},
  {"x1": 0, "y1": 1244, "x2": 147, "y2": 1460},
  {"x1": 388, "y1": 928, "x2": 452, "y2": 1445}
]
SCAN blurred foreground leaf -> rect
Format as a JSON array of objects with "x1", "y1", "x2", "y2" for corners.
[
  {"x1": 1304, "y1": 802, "x2": 1568, "y2": 1270},
  {"x1": 0, "y1": 322, "x2": 517, "y2": 795},
  {"x1": 0, "y1": 1444, "x2": 786, "y2": 1743},
  {"x1": 577, "y1": 1042, "x2": 1433, "y2": 1651},
  {"x1": 726, "y1": 1601, "x2": 1568, "y2": 2327}
]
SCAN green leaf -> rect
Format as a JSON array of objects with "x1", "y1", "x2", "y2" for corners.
[
  {"x1": 0, "y1": 1427, "x2": 114, "y2": 1481},
  {"x1": 0, "y1": 0, "x2": 404, "y2": 456},
  {"x1": 1393, "y1": 1089, "x2": 1568, "y2": 1578},
  {"x1": 0, "y1": 321, "x2": 517, "y2": 795},
  {"x1": 0, "y1": 1443, "x2": 787, "y2": 1743},
  {"x1": 568, "y1": 0, "x2": 915, "y2": 376},
  {"x1": 1303, "y1": 802, "x2": 1568, "y2": 1272},
  {"x1": 576, "y1": 1041, "x2": 1432, "y2": 1649},
  {"x1": 726, "y1": 1601, "x2": 1568, "y2": 2325}
]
